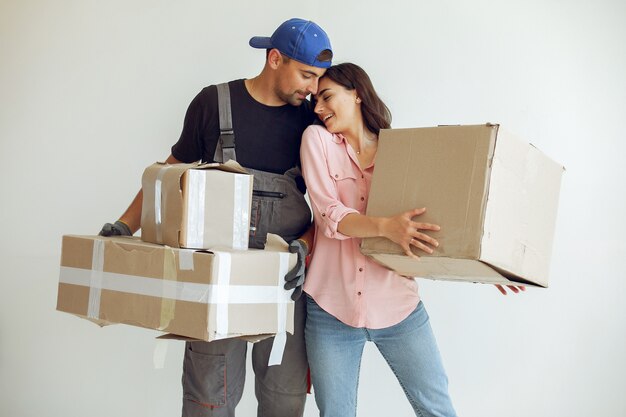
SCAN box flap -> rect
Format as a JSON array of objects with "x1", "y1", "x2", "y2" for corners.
[
  {"x1": 365, "y1": 253, "x2": 542, "y2": 287},
  {"x1": 157, "y1": 333, "x2": 273, "y2": 343},
  {"x1": 186, "y1": 160, "x2": 249, "y2": 175}
]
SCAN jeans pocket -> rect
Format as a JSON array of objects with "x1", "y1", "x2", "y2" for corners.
[{"x1": 182, "y1": 345, "x2": 227, "y2": 407}]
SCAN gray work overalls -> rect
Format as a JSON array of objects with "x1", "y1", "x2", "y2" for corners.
[{"x1": 181, "y1": 83, "x2": 311, "y2": 417}]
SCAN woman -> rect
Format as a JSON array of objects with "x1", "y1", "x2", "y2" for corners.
[{"x1": 300, "y1": 63, "x2": 458, "y2": 417}]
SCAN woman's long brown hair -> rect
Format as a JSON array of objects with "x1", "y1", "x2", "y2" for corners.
[{"x1": 319, "y1": 63, "x2": 392, "y2": 135}]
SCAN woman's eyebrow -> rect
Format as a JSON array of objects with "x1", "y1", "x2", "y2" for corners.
[{"x1": 316, "y1": 88, "x2": 330, "y2": 97}]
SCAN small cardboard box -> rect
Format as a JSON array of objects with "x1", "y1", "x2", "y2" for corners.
[
  {"x1": 141, "y1": 161, "x2": 253, "y2": 250},
  {"x1": 361, "y1": 124, "x2": 564, "y2": 287},
  {"x1": 57, "y1": 234, "x2": 296, "y2": 341}
]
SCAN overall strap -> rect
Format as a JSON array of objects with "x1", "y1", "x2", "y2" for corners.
[{"x1": 213, "y1": 82, "x2": 237, "y2": 163}]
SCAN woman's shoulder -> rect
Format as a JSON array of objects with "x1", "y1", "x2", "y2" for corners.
[
  {"x1": 303, "y1": 124, "x2": 338, "y2": 146},
  {"x1": 304, "y1": 124, "x2": 334, "y2": 137}
]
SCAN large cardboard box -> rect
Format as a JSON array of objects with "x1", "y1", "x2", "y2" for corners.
[
  {"x1": 57, "y1": 234, "x2": 296, "y2": 342},
  {"x1": 141, "y1": 161, "x2": 253, "y2": 250},
  {"x1": 361, "y1": 124, "x2": 564, "y2": 287}
]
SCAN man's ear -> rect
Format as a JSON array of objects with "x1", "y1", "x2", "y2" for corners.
[{"x1": 267, "y1": 49, "x2": 283, "y2": 69}]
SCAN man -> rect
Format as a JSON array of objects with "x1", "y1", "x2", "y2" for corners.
[{"x1": 100, "y1": 18, "x2": 332, "y2": 417}]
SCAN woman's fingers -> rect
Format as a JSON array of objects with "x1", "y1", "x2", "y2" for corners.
[
  {"x1": 402, "y1": 243, "x2": 421, "y2": 260},
  {"x1": 412, "y1": 231, "x2": 439, "y2": 248},
  {"x1": 414, "y1": 222, "x2": 440, "y2": 232},
  {"x1": 409, "y1": 237, "x2": 435, "y2": 254},
  {"x1": 408, "y1": 207, "x2": 427, "y2": 217},
  {"x1": 495, "y1": 284, "x2": 507, "y2": 295},
  {"x1": 494, "y1": 284, "x2": 527, "y2": 295}
]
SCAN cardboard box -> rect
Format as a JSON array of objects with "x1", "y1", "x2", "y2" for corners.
[
  {"x1": 141, "y1": 161, "x2": 253, "y2": 250},
  {"x1": 361, "y1": 124, "x2": 564, "y2": 287},
  {"x1": 57, "y1": 234, "x2": 296, "y2": 341}
]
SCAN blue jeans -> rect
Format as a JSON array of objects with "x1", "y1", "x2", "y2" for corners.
[{"x1": 305, "y1": 295, "x2": 458, "y2": 417}]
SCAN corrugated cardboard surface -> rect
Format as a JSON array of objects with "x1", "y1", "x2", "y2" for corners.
[
  {"x1": 141, "y1": 161, "x2": 253, "y2": 250},
  {"x1": 361, "y1": 124, "x2": 564, "y2": 287},
  {"x1": 57, "y1": 235, "x2": 296, "y2": 341}
]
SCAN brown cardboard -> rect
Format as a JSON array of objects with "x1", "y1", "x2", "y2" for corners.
[
  {"x1": 141, "y1": 160, "x2": 253, "y2": 250},
  {"x1": 57, "y1": 234, "x2": 296, "y2": 341},
  {"x1": 361, "y1": 124, "x2": 564, "y2": 287}
]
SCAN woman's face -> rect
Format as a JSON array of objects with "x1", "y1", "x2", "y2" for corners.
[{"x1": 313, "y1": 77, "x2": 360, "y2": 134}]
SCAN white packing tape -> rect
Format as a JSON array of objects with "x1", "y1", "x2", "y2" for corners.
[
  {"x1": 155, "y1": 165, "x2": 171, "y2": 243},
  {"x1": 232, "y1": 174, "x2": 250, "y2": 250},
  {"x1": 60, "y1": 266, "x2": 295, "y2": 305},
  {"x1": 213, "y1": 251, "x2": 231, "y2": 339},
  {"x1": 178, "y1": 249, "x2": 195, "y2": 271},
  {"x1": 159, "y1": 247, "x2": 177, "y2": 330},
  {"x1": 87, "y1": 239, "x2": 105, "y2": 319},
  {"x1": 186, "y1": 170, "x2": 206, "y2": 248},
  {"x1": 268, "y1": 252, "x2": 292, "y2": 366}
]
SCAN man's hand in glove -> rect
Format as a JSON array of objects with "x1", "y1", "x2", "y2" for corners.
[
  {"x1": 99, "y1": 220, "x2": 132, "y2": 237},
  {"x1": 284, "y1": 239, "x2": 309, "y2": 301}
]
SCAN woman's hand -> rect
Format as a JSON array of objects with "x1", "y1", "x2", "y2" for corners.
[
  {"x1": 379, "y1": 207, "x2": 440, "y2": 259},
  {"x1": 494, "y1": 284, "x2": 526, "y2": 295}
]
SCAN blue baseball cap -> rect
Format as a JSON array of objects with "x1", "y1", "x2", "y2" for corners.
[{"x1": 249, "y1": 18, "x2": 333, "y2": 68}]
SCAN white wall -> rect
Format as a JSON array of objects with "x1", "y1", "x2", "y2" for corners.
[{"x1": 1, "y1": 0, "x2": 625, "y2": 416}]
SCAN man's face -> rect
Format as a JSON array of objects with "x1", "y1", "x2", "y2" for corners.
[{"x1": 274, "y1": 56, "x2": 326, "y2": 106}]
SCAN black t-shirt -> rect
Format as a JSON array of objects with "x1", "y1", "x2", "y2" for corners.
[{"x1": 171, "y1": 79, "x2": 315, "y2": 174}]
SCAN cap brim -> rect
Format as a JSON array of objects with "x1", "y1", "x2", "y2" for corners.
[{"x1": 249, "y1": 36, "x2": 273, "y2": 49}]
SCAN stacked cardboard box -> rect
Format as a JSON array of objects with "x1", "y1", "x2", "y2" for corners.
[
  {"x1": 57, "y1": 161, "x2": 297, "y2": 348},
  {"x1": 361, "y1": 124, "x2": 564, "y2": 287},
  {"x1": 141, "y1": 160, "x2": 253, "y2": 250},
  {"x1": 57, "y1": 234, "x2": 296, "y2": 341}
]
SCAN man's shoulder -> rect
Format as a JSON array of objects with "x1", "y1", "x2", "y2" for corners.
[
  {"x1": 189, "y1": 79, "x2": 243, "y2": 111},
  {"x1": 195, "y1": 79, "x2": 243, "y2": 96}
]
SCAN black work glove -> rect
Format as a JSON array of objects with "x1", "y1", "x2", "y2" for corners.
[
  {"x1": 99, "y1": 220, "x2": 132, "y2": 237},
  {"x1": 284, "y1": 239, "x2": 308, "y2": 301}
]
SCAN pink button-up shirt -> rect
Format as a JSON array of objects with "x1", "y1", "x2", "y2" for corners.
[{"x1": 301, "y1": 125, "x2": 419, "y2": 329}]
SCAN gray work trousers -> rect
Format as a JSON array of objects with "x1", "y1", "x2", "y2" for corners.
[{"x1": 181, "y1": 297, "x2": 308, "y2": 417}]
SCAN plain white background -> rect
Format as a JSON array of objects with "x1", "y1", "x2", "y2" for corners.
[{"x1": 1, "y1": 1, "x2": 625, "y2": 416}]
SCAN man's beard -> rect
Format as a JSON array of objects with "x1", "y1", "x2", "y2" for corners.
[{"x1": 276, "y1": 88, "x2": 308, "y2": 106}]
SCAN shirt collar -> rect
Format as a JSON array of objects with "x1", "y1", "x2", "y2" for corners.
[{"x1": 332, "y1": 132, "x2": 346, "y2": 144}]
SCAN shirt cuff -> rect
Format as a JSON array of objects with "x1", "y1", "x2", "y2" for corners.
[{"x1": 319, "y1": 206, "x2": 359, "y2": 240}]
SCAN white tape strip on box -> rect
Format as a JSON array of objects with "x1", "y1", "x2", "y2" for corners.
[
  {"x1": 186, "y1": 170, "x2": 206, "y2": 249},
  {"x1": 232, "y1": 175, "x2": 250, "y2": 250},
  {"x1": 87, "y1": 239, "x2": 105, "y2": 319},
  {"x1": 154, "y1": 165, "x2": 171, "y2": 244},
  {"x1": 60, "y1": 267, "x2": 294, "y2": 305},
  {"x1": 213, "y1": 251, "x2": 232, "y2": 338},
  {"x1": 268, "y1": 252, "x2": 292, "y2": 366}
]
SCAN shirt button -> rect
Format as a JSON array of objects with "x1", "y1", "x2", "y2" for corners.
[
  {"x1": 360, "y1": 197, "x2": 365, "y2": 201},
  {"x1": 361, "y1": 175, "x2": 364, "y2": 179},
  {"x1": 334, "y1": 174, "x2": 338, "y2": 178},
  {"x1": 358, "y1": 267, "x2": 363, "y2": 272},
  {"x1": 321, "y1": 213, "x2": 326, "y2": 217},
  {"x1": 357, "y1": 291, "x2": 362, "y2": 296}
]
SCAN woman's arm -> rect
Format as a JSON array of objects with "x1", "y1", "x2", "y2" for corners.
[
  {"x1": 301, "y1": 126, "x2": 440, "y2": 259},
  {"x1": 338, "y1": 208, "x2": 440, "y2": 260}
]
